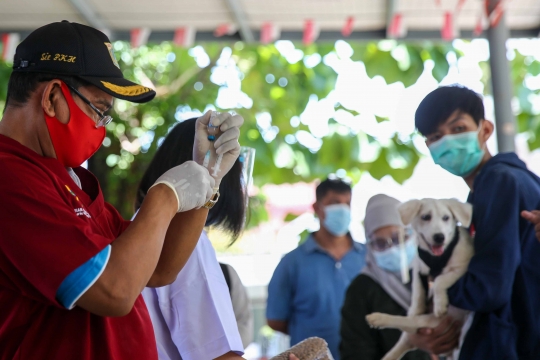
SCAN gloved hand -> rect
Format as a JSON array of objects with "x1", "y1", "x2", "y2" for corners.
[
  {"x1": 193, "y1": 111, "x2": 243, "y2": 184},
  {"x1": 150, "y1": 161, "x2": 215, "y2": 212}
]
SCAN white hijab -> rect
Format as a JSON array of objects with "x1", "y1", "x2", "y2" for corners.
[{"x1": 361, "y1": 194, "x2": 412, "y2": 310}]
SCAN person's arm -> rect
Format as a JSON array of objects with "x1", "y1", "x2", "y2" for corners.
[
  {"x1": 146, "y1": 208, "x2": 208, "y2": 287},
  {"x1": 447, "y1": 171, "x2": 521, "y2": 312},
  {"x1": 266, "y1": 256, "x2": 294, "y2": 335},
  {"x1": 76, "y1": 184, "x2": 177, "y2": 316},
  {"x1": 77, "y1": 160, "x2": 215, "y2": 316},
  {"x1": 340, "y1": 276, "x2": 380, "y2": 360},
  {"x1": 407, "y1": 316, "x2": 461, "y2": 355},
  {"x1": 228, "y1": 264, "x2": 254, "y2": 347}
]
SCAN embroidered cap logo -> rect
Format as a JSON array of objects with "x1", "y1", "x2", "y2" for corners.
[{"x1": 104, "y1": 42, "x2": 120, "y2": 69}]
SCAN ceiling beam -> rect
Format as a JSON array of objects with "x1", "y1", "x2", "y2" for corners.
[
  {"x1": 68, "y1": 0, "x2": 111, "y2": 37},
  {"x1": 224, "y1": 0, "x2": 255, "y2": 43}
]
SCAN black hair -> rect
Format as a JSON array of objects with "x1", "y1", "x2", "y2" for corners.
[
  {"x1": 5, "y1": 71, "x2": 87, "y2": 109},
  {"x1": 315, "y1": 178, "x2": 352, "y2": 202},
  {"x1": 415, "y1": 85, "x2": 485, "y2": 136},
  {"x1": 136, "y1": 118, "x2": 247, "y2": 242}
]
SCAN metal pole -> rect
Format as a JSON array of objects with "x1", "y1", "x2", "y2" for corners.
[{"x1": 486, "y1": 7, "x2": 516, "y2": 152}]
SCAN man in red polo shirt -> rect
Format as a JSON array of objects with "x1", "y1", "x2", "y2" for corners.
[{"x1": 0, "y1": 21, "x2": 243, "y2": 359}]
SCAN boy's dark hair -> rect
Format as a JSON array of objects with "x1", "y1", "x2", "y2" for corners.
[
  {"x1": 136, "y1": 118, "x2": 247, "y2": 242},
  {"x1": 415, "y1": 85, "x2": 485, "y2": 136},
  {"x1": 5, "y1": 71, "x2": 87, "y2": 109},
  {"x1": 315, "y1": 178, "x2": 352, "y2": 202}
]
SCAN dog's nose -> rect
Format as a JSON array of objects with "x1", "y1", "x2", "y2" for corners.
[{"x1": 433, "y1": 233, "x2": 445, "y2": 244}]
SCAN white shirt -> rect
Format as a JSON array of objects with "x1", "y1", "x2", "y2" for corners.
[{"x1": 142, "y1": 231, "x2": 244, "y2": 360}]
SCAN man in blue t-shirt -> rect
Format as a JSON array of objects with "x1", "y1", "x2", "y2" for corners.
[
  {"x1": 408, "y1": 85, "x2": 540, "y2": 359},
  {"x1": 266, "y1": 177, "x2": 366, "y2": 360}
]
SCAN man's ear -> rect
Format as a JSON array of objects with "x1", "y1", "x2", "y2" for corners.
[
  {"x1": 313, "y1": 201, "x2": 322, "y2": 219},
  {"x1": 442, "y1": 199, "x2": 473, "y2": 227},
  {"x1": 41, "y1": 80, "x2": 69, "y2": 124},
  {"x1": 398, "y1": 200, "x2": 422, "y2": 225},
  {"x1": 479, "y1": 120, "x2": 494, "y2": 145}
]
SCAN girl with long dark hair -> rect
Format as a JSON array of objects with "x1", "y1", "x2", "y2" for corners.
[{"x1": 136, "y1": 118, "x2": 252, "y2": 360}]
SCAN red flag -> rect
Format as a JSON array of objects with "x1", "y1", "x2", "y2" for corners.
[
  {"x1": 261, "y1": 22, "x2": 281, "y2": 44},
  {"x1": 473, "y1": 11, "x2": 484, "y2": 36},
  {"x1": 441, "y1": 11, "x2": 458, "y2": 40},
  {"x1": 487, "y1": 0, "x2": 505, "y2": 28},
  {"x1": 342, "y1": 16, "x2": 355, "y2": 37},
  {"x1": 130, "y1": 28, "x2": 151, "y2": 48},
  {"x1": 173, "y1": 27, "x2": 196, "y2": 48},
  {"x1": 456, "y1": 0, "x2": 467, "y2": 12},
  {"x1": 303, "y1": 19, "x2": 320, "y2": 45},
  {"x1": 214, "y1": 23, "x2": 237, "y2": 37},
  {"x1": 387, "y1": 13, "x2": 407, "y2": 38},
  {"x1": 1, "y1": 33, "x2": 20, "y2": 62}
]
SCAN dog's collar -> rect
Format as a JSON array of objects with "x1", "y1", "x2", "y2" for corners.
[{"x1": 417, "y1": 226, "x2": 460, "y2": 279}]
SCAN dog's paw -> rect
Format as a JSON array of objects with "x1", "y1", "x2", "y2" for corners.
[
  {"x1": 433, "y1": 296, "x2": 449, "y2": 317},
  {"x1": 366, "y1": 313, "x2": 387, "y2": 329}
]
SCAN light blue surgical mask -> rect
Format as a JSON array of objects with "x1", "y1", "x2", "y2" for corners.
[
  {"x1": 323, "y1": 204, "x2": 351, "y2": 236},
  {"x1": 428, "y1": 124, "x2": 485, "y2": 177},
  {"x1": 373, "y1": 239, "x2": 417, "y2": 273}
]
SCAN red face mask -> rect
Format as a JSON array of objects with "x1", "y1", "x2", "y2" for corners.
[{"x1": 44, "y1": 82, "x2": 106, "y2": 168}]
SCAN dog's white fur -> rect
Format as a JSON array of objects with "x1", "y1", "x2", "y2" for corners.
[{"x1": 365, "y1": 198, "x2": 474, "y2": 360}]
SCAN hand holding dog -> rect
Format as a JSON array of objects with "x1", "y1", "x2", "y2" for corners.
[
  {"x1": 408, "y1": 315, "x2": 461, "y2": 355},
  {"x1": 521, "y1": 210, "x2": 540, "y2": 242}
]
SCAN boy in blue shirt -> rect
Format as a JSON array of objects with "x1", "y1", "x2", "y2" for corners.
[{"x1": 408, "y1": 85, "x2": 540, "y2": 359}]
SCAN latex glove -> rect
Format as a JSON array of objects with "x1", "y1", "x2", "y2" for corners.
[
  {"x1": 193, "y1": 110, "x2": 243, "y2": 184},
  {"x1": 150, "y1": 161, "x2": 215, "y2": 212}
]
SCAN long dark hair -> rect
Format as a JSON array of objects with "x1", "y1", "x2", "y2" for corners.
[{"x1": 136, "y1": 118, "x2": 246, "y2": 242}]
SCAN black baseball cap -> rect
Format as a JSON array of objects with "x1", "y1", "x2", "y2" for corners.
[{"x1": 12, "y1": 20, "x2": 156, "y2": 103}]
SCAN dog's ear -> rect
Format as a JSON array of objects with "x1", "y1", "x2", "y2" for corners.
[
  {"x1": 443, "y1": 199, "x2": 473, "y2": 227},
  {"x1": 398, "y1": 200, "x2": 422, "y2": 225}
]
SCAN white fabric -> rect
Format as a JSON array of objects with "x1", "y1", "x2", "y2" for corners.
[
  {"x1": 223, "y1": 263, "x2": 254, "y2": 348},
  {"x1": 142, "y1": 231, "x2": 244, "y2": 360}
]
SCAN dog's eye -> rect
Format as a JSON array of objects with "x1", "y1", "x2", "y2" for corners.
[
  {"x1": 421, "y1": 214, "x2": 431, "y2": 221},
  {"x1": 442, "y1": 215, "x2": 450, "y2": 221}
]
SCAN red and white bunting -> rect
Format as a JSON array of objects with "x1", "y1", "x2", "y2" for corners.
[
  {"x1": 487, "y1": 0, "x2": 505, "y2": 28},
  {"x1": 173, "y1": 27, "x2": 196, "y2": 48},
  {"x1": 456, "y1": 0, "x2": 468, "y2": 12},
  {"x1": 473, "y1": 12, "x2": 485, "y2": 36},
  {"x1": 441, "y1": 11, "x2": 459, "y2": 40},
  {"x1": 260, "y1": 22, "x2": 281, "y2": 44},
  {"x1": 387, "y1": 13, "x2": 407, "y2": 39},
  {"x1": 130, "y1": 28, "x2": 151, "y2": 48},
  {"x1": 303, "y1": 19, "x2": 320, "y2": 45},
  {"x1": 341, "y1": 16, "x2": 355, "y2": 37},
  {"x1": 1, "y1": 33, "x2": 20, "y2": 62},
  {"x1": 214, "y1": 23, "x2": 237, "y2": 37}
]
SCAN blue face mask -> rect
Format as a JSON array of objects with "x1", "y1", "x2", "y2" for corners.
[
  {"x1": 373, "y1": 239, "x2": 417, "y2": 273},
  {"x1": 323, "y1": 204, "x2": 351, "y2": 236},
  {"x1": 428, "y1": 125, "x2": 485, "y2": 177}
]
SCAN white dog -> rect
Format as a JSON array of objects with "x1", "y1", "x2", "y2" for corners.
[{"x1": 365, "y1": 198, "x2": 474, "y2": 360}]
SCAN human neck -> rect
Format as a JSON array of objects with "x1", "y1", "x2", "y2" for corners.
[
  {"x1": 0, "y1": 105, "x2": 53, "y2": 158},
  {"x1": 464, "y1": 150, "x2": 492, "y2": 191},
  {"x1": 313, "y1": 228, "x2": 352, "y2": 258}
]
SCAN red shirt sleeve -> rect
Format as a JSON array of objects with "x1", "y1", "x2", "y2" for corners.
[{"x1": 0, "y1": 157, "x2": 113, "y2": 307}]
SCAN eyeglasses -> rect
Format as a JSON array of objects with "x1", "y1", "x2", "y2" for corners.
[
  {"x1": 368, "y1": 227, "x2": 413, "y2": 251},
  {"x1": 66, "y1": 84, "x2": 113, "y2": 128}
]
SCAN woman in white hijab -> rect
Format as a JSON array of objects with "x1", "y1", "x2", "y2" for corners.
[{"x1": 340, "y1": 194, "x2": 431, "y2": 360}]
